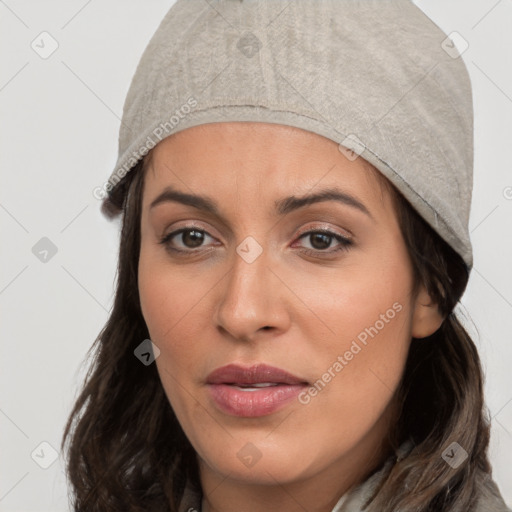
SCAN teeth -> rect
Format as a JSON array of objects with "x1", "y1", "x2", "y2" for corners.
[{"x1": 232, "y1": 382, "x2": 279, "y2": 390}]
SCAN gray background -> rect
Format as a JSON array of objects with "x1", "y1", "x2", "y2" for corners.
[{"x1": 0, "y1": 1, "x2": 511, "y2": 510}]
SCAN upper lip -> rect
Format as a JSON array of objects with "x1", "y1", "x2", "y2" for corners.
[{"x1": 206, "y1": 363, "x2": 308, "y2": 385}]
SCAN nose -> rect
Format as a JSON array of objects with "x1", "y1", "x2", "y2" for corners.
[{"x1": 214, "y1": 244, "x2": 290, "y2": 343}]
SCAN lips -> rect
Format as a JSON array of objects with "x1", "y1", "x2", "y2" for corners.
[
  {"x1": 206, "y1": 363, "x2": 308, "y2": 386},
  {"x1": 206, "y1": 364, "x2": 309, "y2": 417}
]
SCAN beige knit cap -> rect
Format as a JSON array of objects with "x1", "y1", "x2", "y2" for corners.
[{"x1": 103, "y1": 0, "x2": 474, "y2": 270}]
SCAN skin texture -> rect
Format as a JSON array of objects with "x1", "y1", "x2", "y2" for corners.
[{"x1": 138, "y1": 122, "x2": 443, "y2": 512}]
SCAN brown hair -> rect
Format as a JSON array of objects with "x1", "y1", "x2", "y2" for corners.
[{"x1": 62, "y1": 158, "x2": 492, "y2": 511}]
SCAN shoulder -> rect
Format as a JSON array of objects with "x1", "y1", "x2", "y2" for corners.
[{"x1": 471, "y1": 474, "x2": 511, "y2": 512}]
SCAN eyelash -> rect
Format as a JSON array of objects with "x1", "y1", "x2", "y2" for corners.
[{"x1": 159, "y1": 225, "x2": 353, "y2": 258}]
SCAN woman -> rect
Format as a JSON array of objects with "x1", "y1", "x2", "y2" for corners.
[{"x1": 62, "y1": 1, "x2": 511, "y2": 511}]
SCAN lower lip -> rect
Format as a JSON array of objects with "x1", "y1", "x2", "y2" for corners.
[{"x1": 207, "y1": 383, "x2": 306, "y2": 417}]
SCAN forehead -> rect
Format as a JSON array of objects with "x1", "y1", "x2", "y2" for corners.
[{"x1": 142, "y1": 122, "x2": 394, "y2": 213}]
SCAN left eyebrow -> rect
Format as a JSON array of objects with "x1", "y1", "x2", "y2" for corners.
[
  {"x1": 275, "y1": 187, "x2": 373, "y2": 220},
  {"x1": 149, "y1": 185, "x2": 373, "y2": 221}
]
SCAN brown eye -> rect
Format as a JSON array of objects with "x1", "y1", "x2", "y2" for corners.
[
  {"x1": 160, "y1": 228, "x2": 215, "y2": 252},
  {"x1": 308, "y1": 232, "x2": 333, "y2": 250},
  {"x1": 180, "y1": 229, "x2": 205, "y2": 248},
  {"x1": 295, "y1": 229, "x2": 353, "y2": 256}
]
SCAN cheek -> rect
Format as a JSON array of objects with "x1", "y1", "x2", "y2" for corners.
[
  {"x1": 138, "y1": 267, "x2": 172, "y2": 346},
  {"x1": 138, "y1": 252, "x2": 229, "y2": 464},
  {"x1": 138, "y1": 253, "x2": 201, "y2": 420},
  {"x1": 138, "y1": 246, "x2": 207, "y2": 343},
  {"x1": 297, "y1": 242, "x2": 414, "y2": 432},
  {"x1": 138, "y1": 248, "x2": 216, "y2": 385}
]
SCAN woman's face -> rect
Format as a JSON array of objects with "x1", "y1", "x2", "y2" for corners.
[{"x1": 138, "y1": 122, "x2": 441, "y2": 494}]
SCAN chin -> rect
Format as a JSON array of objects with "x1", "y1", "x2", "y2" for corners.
[{"x1": 197, "y1": 440, "x2": 323, "y2": 486}]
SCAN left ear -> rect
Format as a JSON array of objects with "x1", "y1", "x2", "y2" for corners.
[{"x1": 411, "y1": 283, "x2": 444, "y2": 339}]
